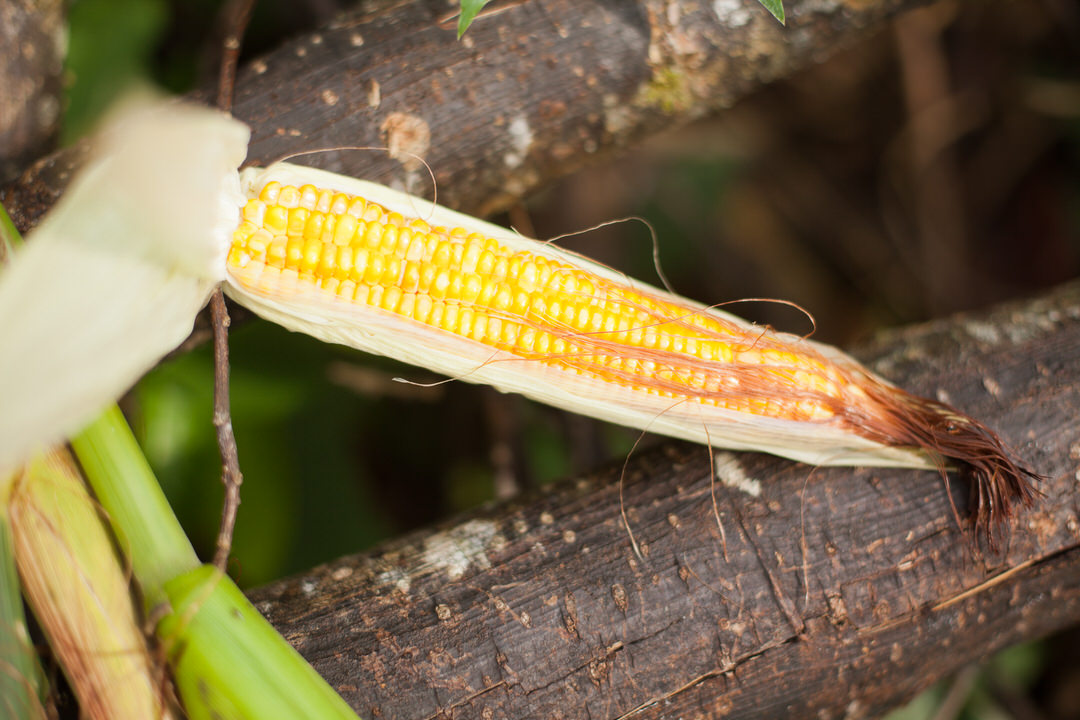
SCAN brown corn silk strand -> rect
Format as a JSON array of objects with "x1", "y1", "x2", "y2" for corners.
[{"x1": 226, "y1": 177, "x2": 1040, "y2": 540}]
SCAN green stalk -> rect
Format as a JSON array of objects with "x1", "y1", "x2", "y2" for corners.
[{"x1": 70, "y1": 408, "x2": 197, "y2": 609}]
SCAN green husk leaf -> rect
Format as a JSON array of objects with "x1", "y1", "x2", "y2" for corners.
[
  {"x1": 757, "y1": 0, "x2": 785, "y2": 24},
  {"x1": 158, "y1": 565, "x2": 361, "y2": 720},
  {"x1": 458, "y1": 0, "x2": 493, "y2": 39}
]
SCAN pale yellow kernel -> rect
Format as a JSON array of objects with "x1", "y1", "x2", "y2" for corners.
[
  {"x1": 476, "y1": 250, "x2": 495, "y2": 276},
  {"x1": 363, "y1": 222, "x2": 383, "y2": 249},
  {"x1": 534, "y1": 332, "x2": 551, "y2": 354},
  {"x1": 381, "y1": 286, "x2": 403, "y2": 312},
  {"x1": 362, "y1": 203, "x2": 383, "y2": 223},
  {"x1": 335, "y1": 245, "x2": 353, "y2": 280},
  {"x1": 449, "y1": 226, "x2": 468, "y2": 238},
  {"x1": 246, "y1": 228, "x2": 272, "y2": 256},
  {"x1": 380, "y1": 225, "x2": 399, "y2": 254},
  {"x1": 432, "y1": 242, "x2": 452, "y2": 268},
  {"x1": 512, "y1": 290, "x2": 529, "y2": 315},
  {"x1": 395, "y1": 227, "x2": 413, "y2": 255},
  {"x1": 558, "y1": 272, "x2": 578, "y2": 295},
  {"x1": 265, "y1": 206, "x2": 288, "y2": 235},
  {"x1": 552, "y1": 338, "x2": 567, "y2": 355},
  {"x1": 405, "y1": 235, "x2": 425, "y2": 262},
  {"x1": 462, "y1": 274, "x2": 483, "y2": 303},
  {"x1": 601, "y1": 313, "x2": 617, "y2": 334},
  {"x1": 304, "y1": 212, "x2": 325, "y2": 241},
  {"x1": 644, "y1": 328, "x2": 658, "y2": 348},
  {"x1": 478, "y1": 278, "x2": 499, "y2": 306},
  {"x1": 334, "y1": 214, "x2": 358, "y2": 245},
  {"x1": 321, "y1": 276, "x2": 341, "y2": 295},
  {"x1": 386, "y1": 211, "x2": 405, "y2": 227},
  {"x1": 255, "y1": 263, "x2": 280, "y2": 293},
  {"x1": 485, "y1": 316, "x2": 502, "y2": 344},
  {"x1": 319, "y1": 215, "x2": 337, "y2": 245},
  {"x1": 683, "y1": 337, "x2": 698, "y2": 357},
  {"x1": 441, "y1": 303, "x2": 459, "y2": 332},
  {"x1": 285, "y1": 237, "x2": 303, "y2": 267},
  {"x1": 500, "y1": 322, "x2": 519, "y2": 347},
  {"x1": 418, "y1": 263, "x2": 437, "y2": 292},
  {"x1": 315, "y1": 189, "x2": 333, "y2": 213},
  {"x1": 350, "y1": 248, "x2": 369, "y2": 283},
  {"x1": 242, "y1": 199, "x2": 266, "y2": 224},
  {"x1": 431, "y1": 269, "x2": 451, "y2": 299},
  {"x1": 451, "y1": 243, "x2": 465, "y2": 267},
  {"x1": 347, "y1": 197, "x2": 367, "y2": 218},
  {"x1": 227, "y1": 247, "x2": 250, "y2": 268},
  {"x1": 470, "y1": 312, "x2": 489, "y2": 342},
  {"x1": 519, "y1": 327, "x2": 536, "y2": 353},
  {"x1": 401, "y1": 262, "x2": 421, "y2": 292},
  {"x1": 233, "y1": 220, "x2": 257, "y2": 245},
  {"x1": 317, "y1": 245, "x2": 336, "y2": 278},
  {"x1": 427, "y1": 300, "x2": 444, "y2": 328},
  {"x1": 287, "y1": 207, "x2": 310, "y2": 237},
  {"x1": 493, "y1": 286, "x2": 513, "y2": 312},
  {"x1": 559, "y1": 303, "x2": 576, "y2": 326},
  {"x1": 529, "y1": 294, "x2": 547, "y2": 319},
  {"x1": 353, "y1": 284, "x2": 370, "y2": 305},
  {"x1": 578, "y1": 278, "x2": 596, "y2": 299},
  {"x1": 398, "y1": 292, "x2": 415, "y2": 317},
  {"x1": 330, "y1": 193, "x2": 349, "y2": 216},
  {"x1": 456, "y1": 307, "x2": 475, "y2": 336},
  {"x1": 461, "y1": 241, "x2": 483, "y2": 273},
  {"x1": 518, "y1": 261, "x2": 537, "y2": 289},
  {"x1": 507, "y1": 255, "x2": 523, "y2": 278},
  {"x1": 409, "y1": 218, "x2": 430, "y2": 234},
  {"x1": 299, "y1": 185, "x2": 318, "y2": 210},
  {"x1": 413, "y1": 294, "x2": 433, "y2": 324},
  {"x1": 338, "y1": 280, "x2": 356, "y2": 299},
  {"x1": 382, "y1": 257, "x2": 402, "y2": 286},
  {"x1": 446, "y1": 271, "x2": 463, "y2": 301},
  {"x1": 267, "y1": 237, "x2": 287, "y2": 268},
  {"x1": 278, "y1": 185, "x2": 301, "y2": 208},
  {"x1": 363, "y1": 253, "x2": 385, "y2": 285},
  {"x1": 368, "y1": 285, "x2": 385, "y2": 307},
  {"x1": 258, "y1": 181, "x2": 281, "y2": 203},
  {"x1": 535, "y1": 262, "x2": 553, "y2": 288}
]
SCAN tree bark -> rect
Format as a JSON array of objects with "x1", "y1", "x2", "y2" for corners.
[
  {"x1": 249, "y1": 279, "x2": 1080, "y2": 719},
  {"x1": 2, "y1": 0, "x2": 929, "y2": 230}
]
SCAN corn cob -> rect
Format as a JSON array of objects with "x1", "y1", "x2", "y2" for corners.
[{"x1": 225, "y1": 163, "x2": 1039, "y2": 535}]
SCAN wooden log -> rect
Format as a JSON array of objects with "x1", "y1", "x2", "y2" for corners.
[
  {"x1": 249, "y1": 280, "x2": 1080, "y2": 719},
  {"x1": 1, "y1": 0, "x2": 929, "y2": 230}
]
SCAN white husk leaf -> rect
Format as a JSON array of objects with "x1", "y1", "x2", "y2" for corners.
[
  {"x1": 0, "y1": 99, "x2": 249, "y2": 475},
  {"x1": 228, "y1": 164, "x2": 932, "y2": 470}
]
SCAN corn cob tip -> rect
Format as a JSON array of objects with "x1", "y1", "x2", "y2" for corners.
[{"x1": 852, "y1": 381, "x2": 1042, "y2": 545}]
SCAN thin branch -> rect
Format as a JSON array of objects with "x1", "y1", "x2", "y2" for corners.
[{"x1": 209, "y1": 0, "x2": 257, "y2": 571}]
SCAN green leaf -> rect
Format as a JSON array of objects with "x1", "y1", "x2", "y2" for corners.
[
  {"x1": 458, "y1": 0, "x2": 493, "y2": 39},
  {"x1": 757, "y1": 0, "x2": 785, "y2": 25}
]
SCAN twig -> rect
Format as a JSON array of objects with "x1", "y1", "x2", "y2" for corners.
[
  {"x1": 210, "y1": 290, "x2": 243, "y2": 571},
  {"x1": 210, "y1": 0, "x2": 256, "y2": 571}
]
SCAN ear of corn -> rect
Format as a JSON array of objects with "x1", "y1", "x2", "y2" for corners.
[
  {"x1": 8, "y1": 449, "x2": 174, "y2": 720},
  {"x1": 225, "y1": 162, "x2": 1039, "y2": 534}
]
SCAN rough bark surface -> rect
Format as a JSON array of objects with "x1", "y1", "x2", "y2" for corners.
[
  {"x1": 2, "y1": 0, "x2": 929, "y2": 230},
  {"x1": 250, "y1": 281, "x2": 1080, "y2": 719},
  {"x1": 0, "y1": 0, "x2": 64, "y2": 185}
]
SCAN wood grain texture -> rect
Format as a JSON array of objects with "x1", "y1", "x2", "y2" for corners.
[
  {"x1": 1, "y1": 0, "x2": 928, "y2": 229},
  {"x1": 250, "y1": 281, "x2": 1080, "y2": 719}
]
